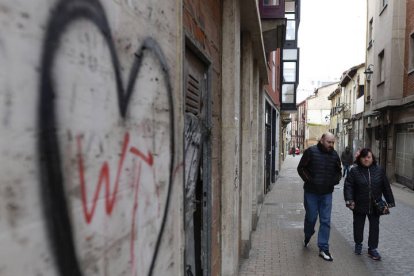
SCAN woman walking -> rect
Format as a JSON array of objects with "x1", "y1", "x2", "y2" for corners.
[{"x1": 343, "y1": 148, "x2": 395, "y2": 260}]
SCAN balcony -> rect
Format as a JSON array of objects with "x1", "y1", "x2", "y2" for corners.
[
  {"x1": 259, "y1": 0, "x2": 286, "y2": 53},
  {"x1": 259, "y1": 0, "x2": 285, "y2": 19}
]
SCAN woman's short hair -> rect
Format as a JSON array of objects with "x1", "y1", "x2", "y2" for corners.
[{"x1": 355, "y1": 148, "x2": 377, "y2": 166}]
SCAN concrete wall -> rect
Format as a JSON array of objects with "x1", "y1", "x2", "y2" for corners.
[
  {"x1": 240, "y1": 32, "x2": 254, "y2": 258},
  {"x1": 0, "y1": 0, "x2": 183, "y2": 275},
  {"x1": 369, "y1": 0, "x2": 406, "y2": 107},
  {"x1": 221, "y1": 0, "x2": 241, "y2": 274}
]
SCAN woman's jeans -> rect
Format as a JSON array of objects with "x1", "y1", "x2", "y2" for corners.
[
  {"x1": 353, "y1": 212, "x2": 380, "y2": 249},
  {"x1": 304, "y1": 192, "x2": 333, "y2": 251}
]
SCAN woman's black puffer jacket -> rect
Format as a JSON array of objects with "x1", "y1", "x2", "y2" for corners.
[{"x1": 344, "y1": 164, "x2": 395, "y2": 215}]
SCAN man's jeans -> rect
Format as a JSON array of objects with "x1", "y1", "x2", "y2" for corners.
[
  {"x1": 304, "y1": 192, "x2": 333, "y2": 251},
  {"x1": 343, "y1": 164, "x2": 350, "y2": 177}
]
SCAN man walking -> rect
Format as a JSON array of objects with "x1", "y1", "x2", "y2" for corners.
[
  {"x1": 297, "y1": 132, "x2": 342, "y2": 261},
  {"x1": 340, "y1": 146, "x2": 353, "y2": 177}
]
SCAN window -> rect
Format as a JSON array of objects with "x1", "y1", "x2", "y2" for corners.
[
  {"x1": 366, "y1": 81, "x2": 371, "y2": 102},
  {"x1": 285, "y1": 0, "x2": 295, "y2": 12},
  {"x1": 409, "y1": 33, "x2": 414, "y2": 70},
  {"x1": 286, "y1": 20, "x2": 296, "y2": 40},
  {"x1": 357, "y1": 85, "x2": 364, "y2": 98},
  {"x1": 285, "y1": 0, "x2": 296, "y2": 41},
  {"x1": 272, "y1": 52, "x2": 276, "y2": 92},
  {"x1": 282, "y1": 84, "x2": 295, "y2": 103},
  {"x1": 283, "y1": 49, "x2": 298, "y2": 60},
  {"x1": 264, "y1": 0, "x2": 279, "y2": 6},
  {"x1": 283, "y1": 62, "x2": 296, "y2": 82},
  {"x1": 368, "y1": 18, "x2": 373, "y2": 48},
  {"x1": 378, "y1": 50, "x2": 385, "y2": 84},
  {"x1": 380, "y1": 0, "x2": 388, "y2": 15},
  {"x1": 286, "y1": 13, "x2": 295, "y2": 20}
]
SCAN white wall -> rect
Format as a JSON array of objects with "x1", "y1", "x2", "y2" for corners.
[
  {"x1": 307, "y1": 83, "x2": 337, "y2": 125},
  {"x1": 0, "y1": 0, "x2": 183, "y2": 275}
]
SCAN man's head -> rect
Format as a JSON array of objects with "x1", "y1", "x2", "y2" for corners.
[
  {"x1": 320, "y1": 132, "x2": 335, "y2": 152},
  {"x1": 345, "y1": 146, "x2": 350, "y2": 152}
]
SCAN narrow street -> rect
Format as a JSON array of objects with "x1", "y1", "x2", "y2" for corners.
[{"x1": 239, "y1": 155, "x2": 414, "y2": 276}]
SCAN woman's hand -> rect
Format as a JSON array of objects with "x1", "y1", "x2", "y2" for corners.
[{"x1": 345, "y1": 200, "x2": 355, "y2": 210}]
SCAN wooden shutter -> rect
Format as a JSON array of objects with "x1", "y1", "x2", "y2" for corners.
[{"x1": 185, "y1": 73, "x2": 201, "y2": 116}]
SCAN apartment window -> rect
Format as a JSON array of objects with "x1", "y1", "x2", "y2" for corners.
[
  {"x1": 283, "y1": 49, "x2": 298, "y2": 60},
  {"x1": 286, "y1": 19, "x2": 296, "y2": 40},
  {"x1": 272, "y1": 52, "x2": 276, "y2": 92},
  {"x1": 358, "y1": 85, "x2": 364, "y2": 98},
  {"x1": 368, "y1": 18, "x2": 373, "y2": 49},
  {"x1": 285, "y1": 0, "x2": 296, "y2": 41},
  {"x1": 264, "y1": 0, "x2": 279, "y2": 6},
  {"x1": 366, "y1": 81, "x2": 371, "y2": 103},
  {"x1": 282, "y1": 84, "x2": 295, "y2": 103},
  {"x1": 285, "y1": 0, "x2": 295, "y2": 12},
  {"x1": 283, "y1": 62, "x2": 296, "y2": 82},
  {"x1": 378, "y1": 50, "x2": 385, "y2": 84},
  {"x1": 409, "y1": 33, "x2": 414, "y2": 70},
  {"x1": 380, "y1": 0, "x2": 388, "y2": 15}
]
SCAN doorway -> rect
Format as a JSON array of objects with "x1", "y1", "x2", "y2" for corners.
[{"x1": 184, "y1": 46, "x2": 211, "y2": 276}]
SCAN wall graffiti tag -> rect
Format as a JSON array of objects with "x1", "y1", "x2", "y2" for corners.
[{"x1": 38, "y1": 0, "x2": 175, "y2": 275}]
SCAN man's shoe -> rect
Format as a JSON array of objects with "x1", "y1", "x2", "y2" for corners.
[
  {"x1": 319, "y1": 250, "x2": 333, "y2": 261},
  {"x1": 368, "y1": 248, "x2": 381, "y2": 261},
  {"x1": 304, "y1": 237, "x2": 310, "y2": 247},
  {"x1": 354, "y1": 243, "x2": 362, "y2": 255}
]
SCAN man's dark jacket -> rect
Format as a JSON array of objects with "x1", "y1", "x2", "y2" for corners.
[
  {"x1": 341, "y1": 150, "x2": 353, "y2": 166},
  {"x1": 297, "y1": 143, "x2": 342, "y2": 194},
  {"x1": 344, "y1": 164, "x2": 395, "y2": 214}
]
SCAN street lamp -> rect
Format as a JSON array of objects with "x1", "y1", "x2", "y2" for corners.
[{"x1": 364, "y1": 64, "x2": 374, "y2": 81}]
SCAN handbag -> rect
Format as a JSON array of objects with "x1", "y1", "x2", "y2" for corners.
[
  {"x1": 359, "y1": 167, "x2": 390, "y2": 215},
  {"x1": 373, "y1": 197, "x2": 390, "y2": 215}
]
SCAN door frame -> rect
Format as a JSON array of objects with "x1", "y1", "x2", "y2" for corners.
[{"x1": 183, "y1": 36, "x2": 212, "y2": 276}]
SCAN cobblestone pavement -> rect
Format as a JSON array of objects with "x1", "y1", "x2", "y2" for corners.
[{"x1": 239, "y1": 155, "x2": 414, "y2": 276}]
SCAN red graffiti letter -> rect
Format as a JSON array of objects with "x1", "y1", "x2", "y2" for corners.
[{"x1": 77, "y1": 132, "x2": 130, "y2": 224}]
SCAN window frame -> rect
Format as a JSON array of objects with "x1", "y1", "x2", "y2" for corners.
[
  {"x1": 409, "y1": 32, "x2": 414, "y2": 72},
  {"x1": 368, "y1": 18, "x2": 373, "y2": 49},
  {"x1": 378, "y1": 50, "x2": 385, "y2": 86},
  {"x1": 263, "y1": 0, "x2": 279, "y2": 6}
]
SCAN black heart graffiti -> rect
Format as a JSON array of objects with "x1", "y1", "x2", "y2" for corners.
[{"x1": 38, "y1": 1, "x2": 175, "y2": 275}]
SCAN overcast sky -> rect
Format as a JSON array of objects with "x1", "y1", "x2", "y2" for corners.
[{"x1": 297, "y1": 0, "x2": 367, "y2": 102}]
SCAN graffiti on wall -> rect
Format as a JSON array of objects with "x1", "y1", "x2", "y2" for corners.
[{"x1": 38, "y1": 0, "x2": 176, "y2": 275}]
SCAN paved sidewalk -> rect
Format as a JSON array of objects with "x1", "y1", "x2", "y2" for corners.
[{"x1": 238, "y1": 155, "x2": 372, "y2": 276}]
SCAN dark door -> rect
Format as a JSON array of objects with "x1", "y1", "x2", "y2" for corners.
[
  {"x1": 184, "y1": 48, "x2": 210, "y2": 276},
  {"x1": 271, "y1": 109, "x2": 276, "y2": 182},
  {"x1": 264, "y1": 103, "x2": 272, "y2": 193}
]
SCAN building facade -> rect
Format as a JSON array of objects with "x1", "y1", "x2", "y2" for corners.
[
  {"x1": 364, "y1": 0, "x2": 414, "y2": 189},
  {"x1": 304, "y1": 83, "x2": 338, "y2": 148}
]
